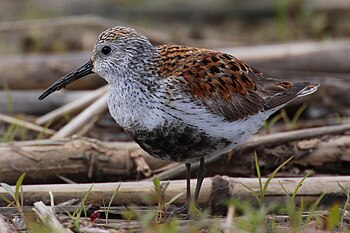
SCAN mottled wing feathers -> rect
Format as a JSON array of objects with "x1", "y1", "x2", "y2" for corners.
[{"x1": 155, "y1": 45, "x2": 316, "y2": 121}]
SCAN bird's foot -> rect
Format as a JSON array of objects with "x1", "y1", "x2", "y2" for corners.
[
  {"x1": 167, "y1": 202, "x2": 200, "y2": 219},
  {"x1": 167, "y1": 203, "x2": 189, "y2": 219}
]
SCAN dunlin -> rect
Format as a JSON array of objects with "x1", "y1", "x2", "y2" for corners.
[{"x1": 39, "y1": 26, "x2": 318, "y2": 215}]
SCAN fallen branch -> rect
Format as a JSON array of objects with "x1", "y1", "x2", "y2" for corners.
[
  {"x1": 0, "y1": 137, "x2": 170, "y2": 184},
  {"x1": 1, "y1": 121, "x2": 350, "y2": 183},
  {"x1": 1, "y1": 176, "x2": 349, "y2": 213},
  {"x1": 0, "y1": 113, "x2": 55, "y2": 136}
]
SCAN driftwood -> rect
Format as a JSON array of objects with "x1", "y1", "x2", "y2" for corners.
[
  {"x1": 1, "y1": 40, "x2": 350, "y2": 90},
  {"x1": 1, "y1": 121, "x2": 350, "y2": 183},
  {"x1": 1, "y1": 176, "x2": 349, "y2": 212},
  {"x1": 295, "y1": 135, "x2": 350, "y2": 166},
  {"x1": 0, "y1": 137, "x2": 170, "y2": 184}
]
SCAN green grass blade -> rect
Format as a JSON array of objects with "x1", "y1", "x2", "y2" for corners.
[
  {"x1": 0, "y1": 193, "x2": 14, "y2": 205},
  {"x1": 254, "y1": 152, "x2": 263, "y2": 205},
  {"x1": 165, "y1": 192, "x2": 184, "y2": 207},
  {"x1": 337, "y1": 182, "x2": 350, "y2": 229},
  {"x1": 0, "y1": 183, "x2": 15, "y2": 199},
  {"x1": 153, "y1": 176, "x2": 161, "y2": 190},
  {"x1": 240, "y1": 182, "x2": 261, "y2": 206},
  {"x1": 36, "y1": 120, "x2": 52, "y2": 140},
  {"x1": 106, "y1": 184, "x2": 120, "y2": 225},
  {"x1": 291, "y1": 171, "x2": 312, "y2": 202},
  {"x1": 263, "y1": 113, "x2": 282, "y2": 132},
  {"x1": 304, "y1": 193, "x2": 325, "y2": 226},
  {"x1": 262, "y1": 156, "x2": 294, "y2": 197},
  {"x1": 327, "y1": 204, "x2": 340, "y2": 231},
  {"x1": 7, "y1": 123, "x2": 21, "y2": 142},
  {"x1": 281, "y1": 109, "x2": 291, "y2": 126},
  {"x1": 277, "y1": 179, "x2": 290, "y2": 199},
  {"x1": 82, "y1": 184, "x2": 94, "y2": 217},
  {"x1": 2, "y1": 80, "x2": 13, "y2": 113},
  {"x1": 291, "y1": 103, "x2": 307, "y2": 128},
  {"x1": 3, "y1": 123, "x2": 15, "y2": 142},
  {"x1": 15, "y1": 173, "x2": 26, "y2": 205}
]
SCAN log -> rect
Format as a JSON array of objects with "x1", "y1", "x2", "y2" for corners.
[
  {"x1": 0, "y1": 137, "x2": 170, "y2": 184},
  {"x1": 0, "y1": 176, "x2": 349, "y2": 212},
  {"x1": 1, "y1": 40, "x2": 350, "y2": 90},
  {"x1": 1, "y1": 122, "x2": 350, "y2": 184},
  {"x1": 208, "y1": 134, "x2": 350, "y2": 177}
]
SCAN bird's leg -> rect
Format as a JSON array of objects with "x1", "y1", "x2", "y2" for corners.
[
  {"x1": 194, "y1": 157, "x2": 206, "y2": 202},
  {"x1": 169, "y1": 163, "x2": 191, "y2": 216}
]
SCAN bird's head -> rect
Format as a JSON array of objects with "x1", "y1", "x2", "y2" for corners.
[{"x1": 38, "y1": 26, "x2": 152, "y2": 100}]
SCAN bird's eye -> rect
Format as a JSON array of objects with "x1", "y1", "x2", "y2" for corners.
[{"x1": 101, "y1": 46, "x2": 111, "y2": 55}]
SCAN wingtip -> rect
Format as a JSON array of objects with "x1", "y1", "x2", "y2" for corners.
[{"x1": 298, "y1": 83, "x2": 320, "y2": 97}]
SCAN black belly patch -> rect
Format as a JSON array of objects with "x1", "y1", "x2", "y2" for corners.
[{"x1": 127, "y1": 123, "x2": 231, "y2": 162}]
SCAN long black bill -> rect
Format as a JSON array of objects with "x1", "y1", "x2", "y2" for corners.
[{"x1": 38, "y1": 60, "x2": 94, "y2": 100}]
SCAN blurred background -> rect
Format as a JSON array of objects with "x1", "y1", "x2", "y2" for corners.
[
  {"x1": 0, "y1": 0, "x2": 350, "y2": 184},
  {"x1": 1, "y1": 0, "x2": 350, "y2": 54},
  {"x1": 1, "y1": 2, "x2": 350, "y2": 231}
]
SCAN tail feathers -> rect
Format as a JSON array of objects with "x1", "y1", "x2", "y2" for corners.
[
  {"x1": 297, "y1": 83, "x2": 320, "y2": 97},
  {"x1": 265, "y1": 82, "x2": 319, "y2": 110}
]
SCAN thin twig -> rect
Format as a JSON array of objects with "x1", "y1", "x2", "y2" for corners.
[
  {"x1": 2, "y1": 176, "x2": 350, "y2": 207},
  {"x1": 0, "y1": 113, "x2": 55, "y2": 135},
  {"x1": 75, "y1": 115, "x2": 100, "y2": 137},
  {"x1": 36, "y1": 85, "x2": 109, "y2": 125},
  {"x1": 224, "y1": 205, "x2": 235, "y2": 233},
  {"x1": 51, "y1": 93, "x2": 108, "y2": 139},
  {"x1": 33, "y1": 201, "x2": 68, "y2": 232}
]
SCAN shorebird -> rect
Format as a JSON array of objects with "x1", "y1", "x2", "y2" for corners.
[{"x1": 39, "y1": 26, "x2": 318, "y2": 216}]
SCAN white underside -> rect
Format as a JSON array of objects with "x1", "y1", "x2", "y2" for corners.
[{"x1": 108, "y1": 78, "x2": 281, "y2": 157}]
